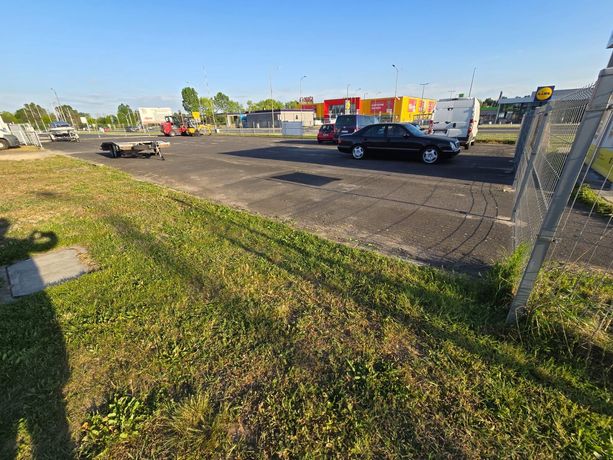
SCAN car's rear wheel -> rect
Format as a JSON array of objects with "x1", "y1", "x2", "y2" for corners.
[
  {"x1": 0, "y1": 139, "x2": 9, "y2": 150},
  {"x1": 421, "y1": 146, "x2": 440, "y2": 164},
  {"x1": 352, "y1": 144, "x2": 366, "y2": 160},
  {"x1": 317, "y1": 139, "x2": 322, "y2": 144}
]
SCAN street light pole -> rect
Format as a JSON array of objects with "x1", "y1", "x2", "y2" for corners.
[
  {"x1": 270, "y1": 71, "x2": 274, "y2": 130},
  {"x1": 392, "y1": 64, "x2": 399, "y2": 122},
  {"x1": 299, "y1": 75, "x2": 307, "y2": 106},
  {"x1": 468, "y1": 67, "x2": 476, "y2": 97},
  {"x1": 299, "y1": 75, "x2": 307, "y2": 123},
  {"x1": 419, "y1": 82, "x2": 430, "y2": 114},
  {"x1": 346, "y1": 84, "x2": 351, "y2": 114}
]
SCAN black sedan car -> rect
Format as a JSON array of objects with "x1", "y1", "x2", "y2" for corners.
[{"x1": 337, "y1": 123, "x2": 461, "y2": 164}]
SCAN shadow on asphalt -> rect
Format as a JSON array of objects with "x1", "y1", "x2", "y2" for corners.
[{"x1": 220, "y1": 146, "x2": 515, "y2": 185}]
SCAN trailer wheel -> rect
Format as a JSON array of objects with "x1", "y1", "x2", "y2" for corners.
[{"x1": 0, "y1": 139, "x2": 9, "y2": 150}]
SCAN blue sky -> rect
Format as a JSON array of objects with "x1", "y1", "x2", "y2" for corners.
[{"x1": 1, "y1": 0, "x2": 611, "y2": 115}]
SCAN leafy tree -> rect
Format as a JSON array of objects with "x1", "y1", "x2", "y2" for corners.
[
  {"x1": 284, "y1": 100, "x2": 300, "y2": 109},
  {"x1": 1, "y1": 111, "x2": 18, "y2": 123},
  {"x1": 96, "y1": 115, "x2": 119, "y2": 126},
  {"x1": 53, "y1": 104, "x2": 82, "y2": 126},
  {"x1": 198, "y1": 97, "x2": 216, "y2": 122},
  {"x1": 212, "y1": 92, "x2": 243, "y2": 114},
  {"x1": 482, "y1": 97, "x2": 498, "y2": 107},
  {"x1": 117, "y1": 103, "x2": 137, "y2": 126},
  {"x1": 181, "y1": 87, "x2": 200, "y2": 113},
  {"x1": 14, "y1": 103, "x2": 53, "y2": 128},
  {"x1": 247, "y1": 99, "x2": 284, "y2": 112}
]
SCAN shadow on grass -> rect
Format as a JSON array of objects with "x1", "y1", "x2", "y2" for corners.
[
  {"x1": 102, "y1": 212, "x2": 464, "y2": 457},
  {"x1": 0, "y1": 219, "x2": 73, "y2": 459},
  {"x1": 167, "y1": 197, "x2": 612, "y2": 418}
]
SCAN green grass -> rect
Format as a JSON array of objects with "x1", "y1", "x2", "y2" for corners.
[
  {"x1": 0, "y1": 156, "x2": 611, "y2": 458},
  {"x1": 476, "y1": 132, "x2": 518, "y2": 144},
  {"x1": 575, "y1": 184, "x2": 613, "y2": 217}
]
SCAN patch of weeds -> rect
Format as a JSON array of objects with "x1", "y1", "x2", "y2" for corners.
[
  {"x1": 78, "y1": 393, "x2": 151, "y2": 457},
  {"x1": 522, "y1": 264, "x2": 613, "y2": 374},
  {"x1": 481, "y1": 244, "x2": 529, "y2": 306},
  {"x1": 160, "y1": 392, "x2": 240, "y2": 455},
  {"x1": 574, "y1": 184, "x2": 613, "y2": 217}
]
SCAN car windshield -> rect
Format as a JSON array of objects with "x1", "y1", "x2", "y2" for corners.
[{"x1": 403, "y1": 123, "x2": 424, "y2": 136}]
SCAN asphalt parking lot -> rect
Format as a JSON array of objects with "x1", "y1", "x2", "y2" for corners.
[{"x1": 49, "y1": 135, "x2": 516, "y2": 271}]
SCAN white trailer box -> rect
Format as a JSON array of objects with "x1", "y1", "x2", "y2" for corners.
[
  {"x1": 282, "y1": 121, "x2": 303, "y2": 136},
  {"x1": 138, "y1": 107, "x2": 173, "y2": 125}
]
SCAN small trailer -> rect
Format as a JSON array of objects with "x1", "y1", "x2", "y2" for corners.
[{"x1": 100, "y1": 140, "x2": 169, "y2": 160}]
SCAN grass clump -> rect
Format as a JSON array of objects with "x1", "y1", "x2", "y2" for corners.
[
  {"x1": 575, "y1": 184, "x2": 613, "y2": 217},
  {"x1": 0, "y1": 156, "x2": 611, "y2": 458}
]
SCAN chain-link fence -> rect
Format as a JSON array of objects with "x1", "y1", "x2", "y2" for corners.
[{"x1": 508, "y1": 66, "x2": 613, "y2": 344}]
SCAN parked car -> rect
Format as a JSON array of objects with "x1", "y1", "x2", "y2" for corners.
[
  {"x1": 428, "y1": 97, "x2": 480, "y2": 149},
  {"x1": 337, "y1": 123, "x2": 460, "y2": 164},
  {"x1": 0, "y1": 129, "x2": 20, "y2": 150},
  {"x1": 317, "y1": 123, "x2": 335, "y2": 143},
  {"x1": 333, "y1": 114, "x2": 378, "y2": 141},
  {"x1": 125, "y1": 126, "x2": 139, "y2": 132}
]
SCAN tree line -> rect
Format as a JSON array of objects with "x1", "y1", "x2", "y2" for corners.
[
  {"x1": 4, "y1": 90, "x2": 496, "y2": 131},
  {"x1": 180, "y1": 87, "x2": 300, "y2": 123},
  {"x1": 0, "y1": 102, "x2": 141, "y2": 129}
]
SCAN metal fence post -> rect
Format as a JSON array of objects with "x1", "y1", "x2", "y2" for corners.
[
  {"x1": 513, "y1": 108, "x2": 535, "y2": 173},
  {"x1": 507, "y1": 67, "x2": 613, "y2": 323},
  {"x1": 511, "y1": 107, "x2": 550, "y2": 225}
]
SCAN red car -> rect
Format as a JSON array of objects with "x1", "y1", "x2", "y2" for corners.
[{"x1": 317, "y1": 123, "x2": 335, "y2": 144}]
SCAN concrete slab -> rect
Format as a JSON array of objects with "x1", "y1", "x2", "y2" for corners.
[{"x1": 6, "y1": 247, "x2": 92, "y2": 297}]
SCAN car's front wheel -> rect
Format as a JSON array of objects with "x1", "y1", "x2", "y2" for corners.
[
  {"x1": 352, "y1": 144, "x2": 366, "y2": 160},
  {"x1": 421, "y1": 146, "x2": 440, "y2": 164}
]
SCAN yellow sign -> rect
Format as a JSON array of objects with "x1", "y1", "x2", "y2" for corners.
[
  {"x1": 344, "y1": 99, "x2": 351, "y2": 113},
  {"x1": 191, "y1": 111, "x2": 201, "y2": 121},
  {"x1": 534, "y1": 86, "x2": 554, "y2": 102},
  {"x1": 588, "y1": 119, "x2": 613, "y2": 181}
]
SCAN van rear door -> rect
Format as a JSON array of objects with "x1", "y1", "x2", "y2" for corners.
[
  {"x1": 431, "y1": 100, "x2": 454, "y2": 136},
  {"x1": 431, "y1": 99, "x2": 473, "y2": 138}
]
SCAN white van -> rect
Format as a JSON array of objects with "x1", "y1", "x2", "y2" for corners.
[{"x1": 429, "y1": 97, "x2": 480, "y2": 149}]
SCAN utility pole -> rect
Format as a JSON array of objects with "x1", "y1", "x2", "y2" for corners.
[
  {"x1": 468, "y1": 67, "x2": 476, "y2": 97},
  {"x1": 392, "y1": 65, "x2": 399, "y2": 122}
]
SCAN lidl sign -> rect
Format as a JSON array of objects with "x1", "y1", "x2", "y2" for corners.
[{"x1": 534, "y1": 86, "x2": 555, "y2": 102}]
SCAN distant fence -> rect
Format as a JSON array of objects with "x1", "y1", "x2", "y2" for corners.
[
  {"x1": 8, "y1": 123, "x2": 42, "y2": 147},
  {"x1": 509, "y1": 67, "x2": 613, "y2": 326}
]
